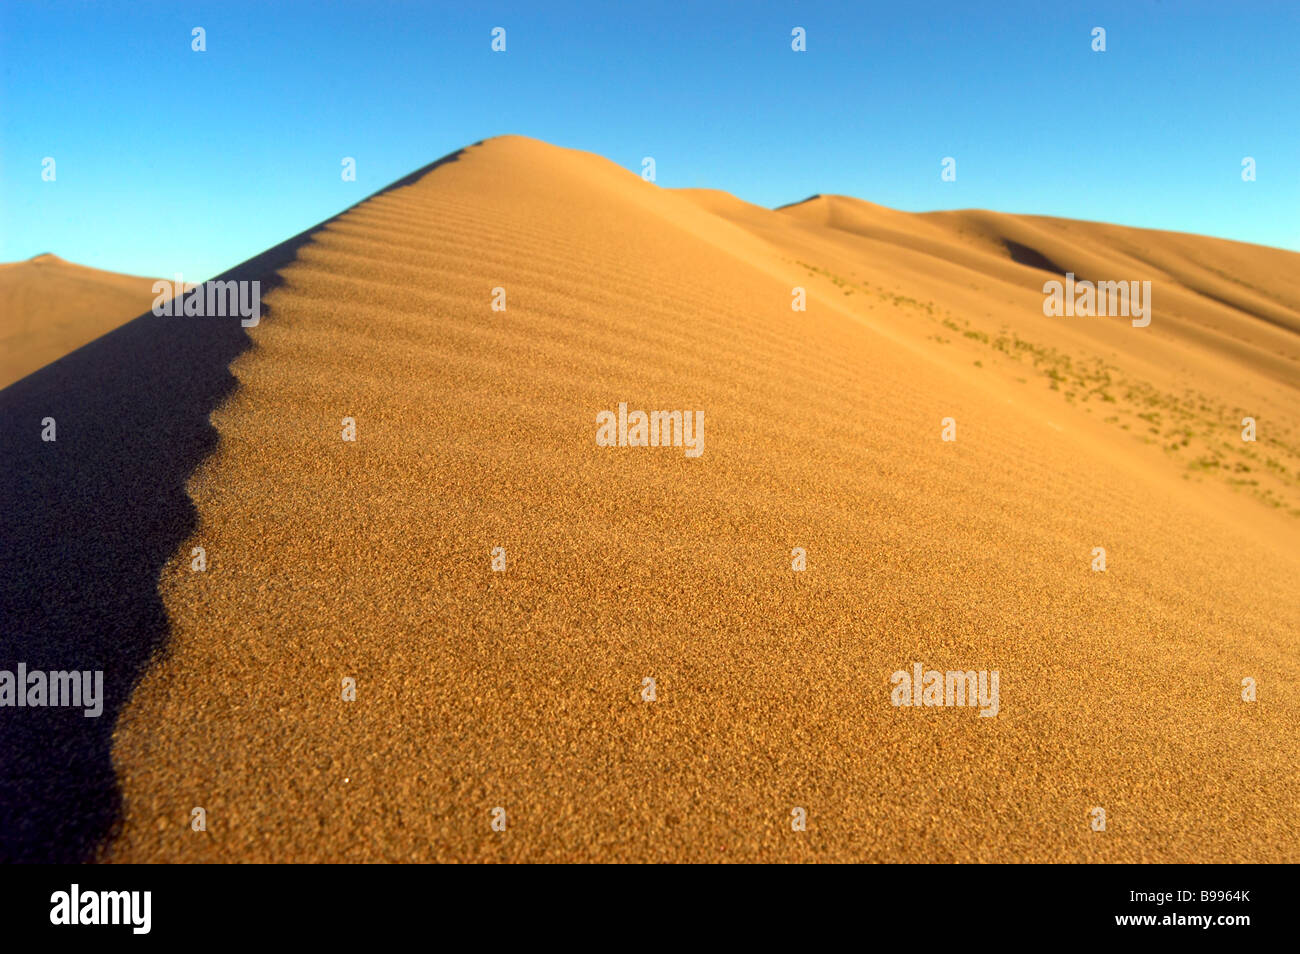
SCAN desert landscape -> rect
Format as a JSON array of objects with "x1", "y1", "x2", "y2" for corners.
[
  {"x1": 1, "y1": 135, "x2": 1297, "y2": 863},
  {"x1": 0, "y1": 254, "x2": 163, "y2": 389}
]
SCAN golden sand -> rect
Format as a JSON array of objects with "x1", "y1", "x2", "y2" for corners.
[
  {"x1": 0, "y1": 254, "x2": 160, "y2": 389},
  {"x1": 88, "y1": 136, "x2": 1299, "y2": 861}
]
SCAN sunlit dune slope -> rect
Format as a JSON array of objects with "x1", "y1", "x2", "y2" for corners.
[
  {"x1": 697, "y1": 190, "x2": 1300, "y2": 515},
  {"x1": 99, "y1": 135, "x2": 1297, "y2": 862},
  {"x1": 0, "y1": 254, "x2": 161, "y2": 388}
]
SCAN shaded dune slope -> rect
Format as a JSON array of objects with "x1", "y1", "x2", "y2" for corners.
[
  {"x1": 0, "y1": 261, "x2": 251, "y2": 862},
  {"x1": 0, "y1": 152, "x2": 465, "y2": 862},
  {"x1": 88, "y1": 136, "x2": 1299, "y2": 862}
]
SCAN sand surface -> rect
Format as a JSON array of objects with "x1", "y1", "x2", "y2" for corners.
[
  {"x1": 0, "y1": 254, "x2": 161, "y2": 389},
  {"x1": 3, "y1": 136, "x2": 1297, "y2": 862}
]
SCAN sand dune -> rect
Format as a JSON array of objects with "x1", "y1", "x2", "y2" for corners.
[
  {"x1": 0, "y1": 254, "x2": 162, "y2": 389},
  {"x1": 2, "y1": 136, "x2": 1296, "y2": 863}
]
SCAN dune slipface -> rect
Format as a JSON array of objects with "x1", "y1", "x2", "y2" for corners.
[{"x1": 94, "y1": 136, "x2": 1297, "y2": 862}]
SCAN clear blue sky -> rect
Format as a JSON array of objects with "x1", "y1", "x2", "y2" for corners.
[{"x1": 2, "y1": 0, "x2": 1296, "y2": 280}]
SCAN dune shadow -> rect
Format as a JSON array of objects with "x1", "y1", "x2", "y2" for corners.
[
  {"x1": 1002, "y1": 238, "x2": 1068, "y2": 276},
  {"x1": 773, "y1": 193, "x2": 822, "y2": 211},
  {"x1": 0, "y1": 147, "x2": 465, "y2": 862}
]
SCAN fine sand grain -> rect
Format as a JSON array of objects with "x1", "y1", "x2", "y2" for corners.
[{"x1": 6, "y1": 136, "x2": 1296, "y2": 862}]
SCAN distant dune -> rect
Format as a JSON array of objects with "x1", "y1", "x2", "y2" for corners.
[
  {"x1": 692, "y1": 190, "x2": 1300, "y2": 514},
  {"x1": 0, "y1": 254, "x2": 161, "y2": 388},
  {"x1": 2, "y1": 136, "x2": 1296, "y2": 863}
]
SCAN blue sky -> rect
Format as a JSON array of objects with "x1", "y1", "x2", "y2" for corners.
[{"x1": 2, "y1": 0, "x2": 1296, "y2": 280}]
